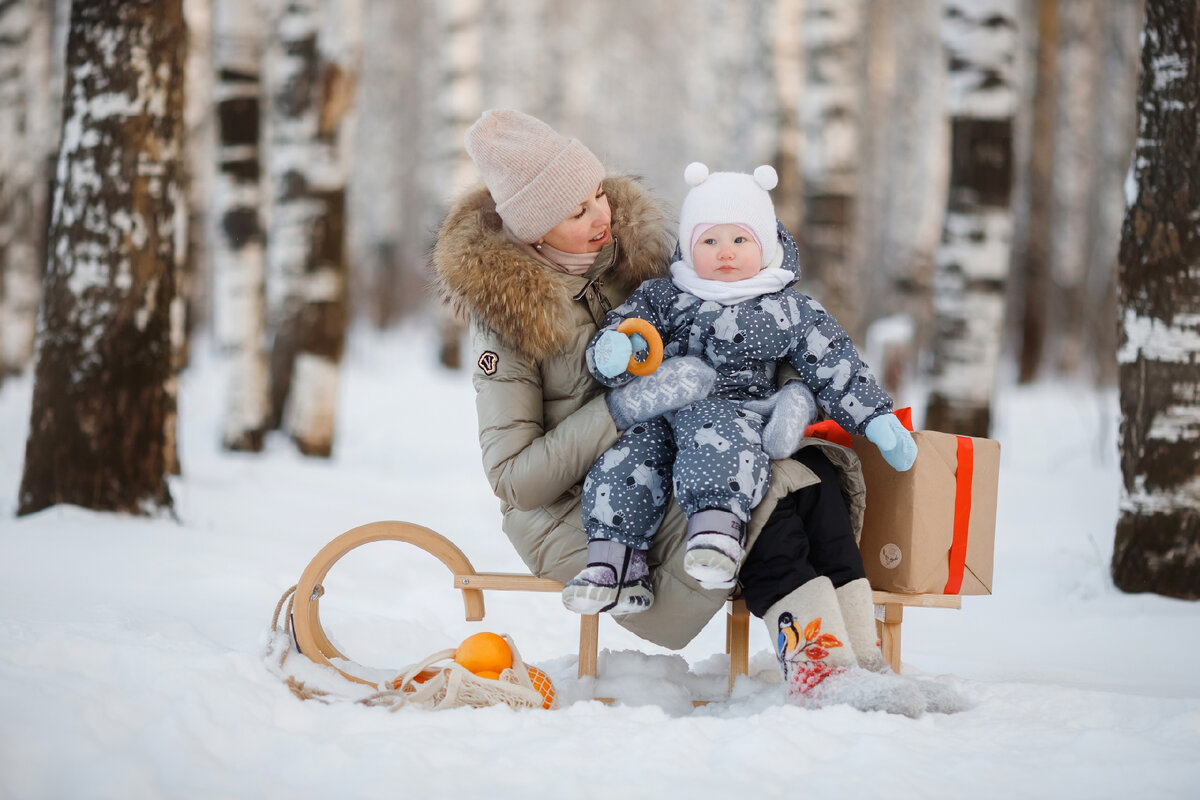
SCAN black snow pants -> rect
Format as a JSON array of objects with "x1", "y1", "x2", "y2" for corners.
[{"x1": 738, "y1": 447, "x2": 867, "y2": 617}]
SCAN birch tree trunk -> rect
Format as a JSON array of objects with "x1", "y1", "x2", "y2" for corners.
[
  {"x1": 800, "y1": 0, "x2": 866, "y2": 340},
  {"x1": 1050, "y1": 0, "x2": 1101, "y2": 376},
  {"x1": 431, "y1": 0, "x2": 481, "y2": 369},
  {"x1": 1113, "y1": 0, "x2": 1200, "y2": 600},
  {"x1": 18, "y1": 0, "x2": 185, "y2": 516},
  {"x1": 265, "y1": 0, "x2": 358, "y2": 456},
  {"x1": 925, "y1": 0, "x2": 1019, "y2": 437},
  {"x1": 212, "y1": 0, "x2": 270, "y2": 451},
  {"x1": 1016, "y1": 0, "x2": 1057, "y2": 383},
  {"x1": 1087, "y1": 0, "x2": 1143, "y2": 385},
  {"x1": 771, "y1": 0, "x2": 804, "y2": 238},
  {"x1": 0, "y1": 0, "x2": 50, "y2": 378},
  {"x1": 860, "y1": 0, "x2": 947, "y2": 396}
]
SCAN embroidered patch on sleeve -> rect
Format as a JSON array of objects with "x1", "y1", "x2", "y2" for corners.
[{"x1": 477, "y1": 350, "x2": 499, "y2": 375}]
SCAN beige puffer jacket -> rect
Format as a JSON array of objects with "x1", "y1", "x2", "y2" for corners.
[{"x1": 432, "y1": 175, "x2": 865, "y2": 649}]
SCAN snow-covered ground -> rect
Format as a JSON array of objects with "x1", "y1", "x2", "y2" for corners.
[{"x1": 1, "y1": 324, "x2": 1197, "y2": 800}]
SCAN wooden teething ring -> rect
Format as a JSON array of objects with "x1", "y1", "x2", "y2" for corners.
[
  {"x1": 617, "y1": 318, "x2": 663, "y2": 376},
  {"x1": 292, "y1": 521, "x2": 485, "y2": 687}
]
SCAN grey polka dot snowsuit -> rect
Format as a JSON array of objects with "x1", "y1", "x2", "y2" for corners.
[{"x1": 581, "y1": 224, "x2": 893, "y2": 549}]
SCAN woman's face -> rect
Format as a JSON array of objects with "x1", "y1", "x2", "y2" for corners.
[{"x1": 539, "y1": 185, "x2": 612, "y2": 254}]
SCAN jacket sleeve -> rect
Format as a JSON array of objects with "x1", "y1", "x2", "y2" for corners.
[
  {"x1": 583, "y1": 280, "x2": 670, "y2": 389},
  {"x1": 472, "y1": 331, "x2": 620, "y2": 512},
  {"x1": 786, "y1": 294, "x2": 894, "y2": 435}
]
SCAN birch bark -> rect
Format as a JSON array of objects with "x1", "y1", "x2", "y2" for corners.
[
  {"x1": 0, "y1": 0, "x2": 50, "y2": 378},
  {"x1": 1113, "y1": 0, "x2": 1200, "y2": 600},
  {"x1": 800, "y1": 0, "x2": 866, "y2": 339},
  {"x1": 212, "y1": 0, "x2": 269, "y2": 451},
  {"x1": 925, "y1": 0, "x2": 1019, "y2": 436},
  {"x1": 432, "y1": 0, "x2": 481, "y2": 369},
  {"x1": 264, "y1": 0, "x2": 358, "y2": 456},
  {"x1": 18, "y1": 0, "x2": 185, "y2": 515}
]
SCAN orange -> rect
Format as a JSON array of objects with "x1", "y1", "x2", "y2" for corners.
[
  {"x1": 454, "y1": 632, "x2": 513, "y2": 675},
  {"x1": 475, "y1": 669, "x2": 501, "y2": 680},
  {"x1": 526, "y1": 665, "x2": 556, "y2": 710}
]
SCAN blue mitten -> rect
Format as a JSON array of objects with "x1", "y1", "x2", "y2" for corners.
[
  {"x1": 607, "y1": 356, "x2": 717, "y2": 429},
  {"x1": 864, "y1": 413, "x2": 918, "y2": 471},
  {"x1": 742, "y1": 382, "x2": 818, "y2": 459},
  {"x1": 593, "y1": 330, "x2": 633, "y2": 378}
]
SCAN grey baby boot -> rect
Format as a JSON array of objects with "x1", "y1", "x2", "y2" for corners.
[
  {"x1": 683, "y1": 509, "x2": 745, "y2": 590},
  {"x1": 562, "y1": 539, "x2": 654, "y2": 615}
]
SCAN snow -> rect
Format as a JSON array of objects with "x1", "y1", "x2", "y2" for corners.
[{"x1": 1, "y1": 324, "x2": 1198, "y2": 799}]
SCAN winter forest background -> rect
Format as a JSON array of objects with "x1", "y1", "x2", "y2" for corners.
[
  {"x1": 1, "y1": 1, "x2": 1198, "y2": 599},
  {"x1": 1, "y1": 1, "x2": 1200, "y2": 796}
]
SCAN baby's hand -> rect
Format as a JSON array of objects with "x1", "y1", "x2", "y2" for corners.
[
  {"x1": 864, "y1": 413, "x2": 917, "y2": 471},
  {"x1": 593, "y1": 330, "x2": 634, "y2": 378}
]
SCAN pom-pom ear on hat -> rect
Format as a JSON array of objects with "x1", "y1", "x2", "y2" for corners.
[
  {"x1": 753, "y1": 165, "x2": 778, "y2": 191},
  {"x1": 684, "y1": 162, "x2": 710, "y2": 186}
]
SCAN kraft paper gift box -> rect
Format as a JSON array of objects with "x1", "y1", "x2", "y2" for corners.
[{"x1": 848, "y1": 429, "x2": 1000, "y2": 596}]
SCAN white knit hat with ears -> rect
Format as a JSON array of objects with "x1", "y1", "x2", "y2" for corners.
[{"x1": 677, "y1": 162, "x2": 779, "y2": 268}]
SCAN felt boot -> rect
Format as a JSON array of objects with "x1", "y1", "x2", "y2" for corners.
[
  {"x1": 835, "y1": 577, "x2": 888, "y2": 672},
  {"x1": 683, "y1": 509, "x2": 745, "y2": 590},
  {"x1": 835, "y1": 577, "x2": 968, "y2": 713},
  {"x1": 765, "y1": 577, "x2": 926, "y2": 717},
  {"x1": 562, "y1": 539, "x2": 654, "y2": 615}
]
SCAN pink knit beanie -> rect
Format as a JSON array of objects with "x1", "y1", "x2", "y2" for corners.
[{"x1": 464, "y1": 109, "x2": 606, "y2": 243}]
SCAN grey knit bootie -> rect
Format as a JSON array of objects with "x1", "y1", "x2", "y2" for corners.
[
  {"x1": 683, "y1": 509, "x2": 745, "y2": 590},
  {"x1": 562, "y1": 539, "x2": 654, "y2": 615}
]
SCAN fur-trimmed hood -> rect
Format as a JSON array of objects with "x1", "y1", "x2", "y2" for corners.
[{"x1": 432, "y1": 174, "x2": 673, "y2": 361}]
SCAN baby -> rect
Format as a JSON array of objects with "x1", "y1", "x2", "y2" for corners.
[{"x1": 562, "y1": 163, "x2": 915, "y2": 615}]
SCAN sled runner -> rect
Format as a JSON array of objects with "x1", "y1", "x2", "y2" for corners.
[{"x1": 288, "y1": 520, "x2": 959, "y2": 701}]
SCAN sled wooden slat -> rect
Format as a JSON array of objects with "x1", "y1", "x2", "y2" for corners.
[
  {"x1": 452, "y1": 573, "x2": 563, "y2": 592},
  {"x1": 871, "y1": 591, "x2": 962, "y2": 674}
]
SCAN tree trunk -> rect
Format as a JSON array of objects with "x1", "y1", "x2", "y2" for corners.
[
  {"x1": 431, "y1": 0, "x2": 481, "y2": 369},
  {"x1": 1050, "y1": 0, "x2": 1101, "y2": 376},
  {"x1": 800, "y1": 0, "x2": 867, "y2": 340},
  {"x1": 1088, "y1": 0, "x2": 1144, "y2": 386},
  {"x1": 264, "y1": 0, "x2": 356, "y2": 456},
  {"x1": 18, "y1": 0, "x2": 185, "y2": 516},
  {"x1": 212, "y1": 0, "x2": 270, "y2": 451},
  {"x1": 860, "y1": 0, "x2": 947, "y2": 397},
  {"x1": 925, "y1": 0, "x2": 1019, "y2": 437},
  {"x1": 0, "y1": 0, "x2": 50, "y2": 379},
  {"x1": 1017, "y1": 0, "x2": 1057, "y2": 383},
  {"x1": 771, "y1": 0, "x2": 804, "y2": 238},
  {"x1": 1113, "y1": 0, "x2": 1200, "y2": 600}
]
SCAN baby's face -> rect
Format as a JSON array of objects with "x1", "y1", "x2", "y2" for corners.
[{"x1": 691, "y1": 224, "x2": 763, "y2": 282}]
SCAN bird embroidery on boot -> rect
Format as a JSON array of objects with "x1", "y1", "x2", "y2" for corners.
[{"x1": 776, "y1": 612, "x2": 845, "y2": 694}]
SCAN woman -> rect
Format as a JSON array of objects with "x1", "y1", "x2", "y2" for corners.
[
  {"x1": 431, "y1": 108, "x2": 855, "y2": 636},
  {"x1": 431, "y1": 111, "x2": 948, "y2": 716}
]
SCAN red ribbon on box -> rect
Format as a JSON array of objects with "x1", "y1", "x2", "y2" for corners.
[
  {"x1": 803, "y1": 407, "x2": 973, "y2": 595},
  {"x1": 943, "y1": 436, "x2": 974, "y2": 594}
]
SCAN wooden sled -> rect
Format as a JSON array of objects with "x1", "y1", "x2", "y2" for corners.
[{"x1": 290, "y1": 520, "x2": 960, "y2": 700}]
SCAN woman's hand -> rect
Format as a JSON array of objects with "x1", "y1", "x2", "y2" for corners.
[
  {"x1": 742, "y1": 382, "x2": 818, "y2": 459},
  {"x1": 606, "y1": 356, "x2": 717, "y2": 429}
]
